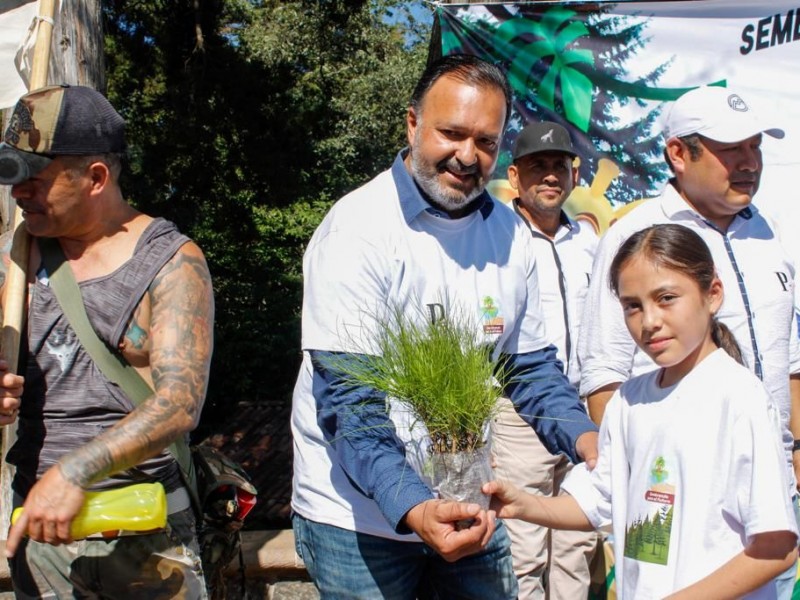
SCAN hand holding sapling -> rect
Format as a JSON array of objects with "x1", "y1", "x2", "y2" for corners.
[{"x1": 403, "y1": 498, "x2": 496, "y2": 562}]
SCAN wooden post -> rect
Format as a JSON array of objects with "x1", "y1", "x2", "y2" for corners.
[
  {"x1": 0, "y1": 0, "x2": 104, "y2": 533},
  {"x1": 48, "y1": 0, "x2": 104, "y2": 89}
]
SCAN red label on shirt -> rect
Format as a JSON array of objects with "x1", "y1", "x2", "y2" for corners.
[{"x1": 645, "y1": 490, "x2": 675, "y2": 505}]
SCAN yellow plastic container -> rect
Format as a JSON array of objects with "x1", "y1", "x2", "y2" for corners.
[{"x1": 11, "y1": 482, "x2": 167, "y2": 539}]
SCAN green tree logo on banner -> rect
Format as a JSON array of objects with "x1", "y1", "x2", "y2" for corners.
[{"x1": 496, "y1": 9, "x2": 594, "y2": 132}]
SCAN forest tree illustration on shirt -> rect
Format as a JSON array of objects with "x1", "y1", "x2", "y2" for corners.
[{"x1": 624, "y1": 455, "x2": 675, "y2": 565}]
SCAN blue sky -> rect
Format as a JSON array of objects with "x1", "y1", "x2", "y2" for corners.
[{"x1": 410, "y1": 1, "x2": 435, "y2": 24}]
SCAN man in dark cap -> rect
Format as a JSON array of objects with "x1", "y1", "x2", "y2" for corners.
[
  {"x1": 492, "y1": 121, "x2": 599, "y2": 599},
  {"x1": 0, "y1": 84, "x2": 212, "y2": 599}
]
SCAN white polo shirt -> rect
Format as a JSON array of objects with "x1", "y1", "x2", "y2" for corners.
[
  {"x1": 579, "y1": 183, "x2": 800, "y2": 487},
  {"x1": 515, "y1": 202, "x2": 597, "y2": 387},
  {"x1": 292, "y1": 157, "x2": 557, "y2": 540}
]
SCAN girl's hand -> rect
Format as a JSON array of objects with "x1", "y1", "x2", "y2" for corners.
[
  {"x1": 484, "y1": 480, "x2": 594, "y2": 530},
  {"x1": 482, "y1": 480, "x2": 525, "y2": 519}
]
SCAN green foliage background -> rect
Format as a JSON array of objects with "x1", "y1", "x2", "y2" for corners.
[{"x1": 102, "y1": 0, "x2": 429, "y2": 433}]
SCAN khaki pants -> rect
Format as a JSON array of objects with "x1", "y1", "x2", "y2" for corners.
[{"x1": 491, "y1": 398, "x2": 599, "y2": 600}]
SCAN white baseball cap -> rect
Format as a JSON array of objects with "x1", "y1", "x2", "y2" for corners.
[{"x1": 664, "y1": 86, "x2": 784, "y2": 143}]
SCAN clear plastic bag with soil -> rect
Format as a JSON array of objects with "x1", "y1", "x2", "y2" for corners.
[{"x1": 430, "y1": 444, "x2": 493, "y2": 510}]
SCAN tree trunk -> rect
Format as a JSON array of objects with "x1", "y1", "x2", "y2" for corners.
[
  {"x1": 49, "y1": 0, "x2": 104, "y2": 90},
  {"x1": 0, "y1": 0, "x2": 104, "y2": 534}
]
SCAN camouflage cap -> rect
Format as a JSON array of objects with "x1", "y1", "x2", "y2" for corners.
[{"x1": 0, "y1": 84, "x2": 126, "y2": 185}]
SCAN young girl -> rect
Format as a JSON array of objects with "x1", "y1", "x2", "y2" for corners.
[{"x1": 485, "y1": 224, "x2": 798, "y2": 599}]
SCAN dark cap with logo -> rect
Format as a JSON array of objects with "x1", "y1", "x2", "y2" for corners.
[
  {"x1": 0, "y1": 84, "x2": 126, "y2": 185},
  {"x1": 512, "y1": 122, "x2": 577, "y2": 160}
]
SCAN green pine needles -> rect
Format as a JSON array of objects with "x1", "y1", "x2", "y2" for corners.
[{"x1": 336, "y1": 304, "x2": 506, "y2": 455}]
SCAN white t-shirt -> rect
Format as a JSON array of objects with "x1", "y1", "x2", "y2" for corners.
[
  {"x1": 563, "y1": 349, "x2": 797, "y2": 599},
  {"x1": 292, "y1": 161, "x2": 554, "y2": 540},
  {"x1": 516, "y1": 204, "x2": 597, "y2": 387},
  {"x1": 579, "y1": 183, "x2": 800, "y2": 486}
]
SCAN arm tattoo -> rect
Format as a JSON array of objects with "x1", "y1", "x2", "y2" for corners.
[
  {"x1": 125, "y1": 320, "x2": 148, "y2": 350},
  {"x1": 58, "y1": 243, "x2": 214, "y2": 488}
]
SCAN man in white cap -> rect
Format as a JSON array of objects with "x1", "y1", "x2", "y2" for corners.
[
  {"x1": 579, "y1": 85, "x2": 800, "y2": 598},
  {"x1": 492, "y1": 121, "x2": 600, "y2": 600}
]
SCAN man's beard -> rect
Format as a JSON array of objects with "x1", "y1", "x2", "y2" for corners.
[{"x1": 409, "y1": 145, "x2": 486, "y2": 213}]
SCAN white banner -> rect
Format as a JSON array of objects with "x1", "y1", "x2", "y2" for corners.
[
  {"x1": 440, "y1": 0, "x2": 800, "y2": 253},
  {"x1": 610, "y1": 0, "x2": 800, "y2": 231},
  {"x1": 0, "y1": 0, "x2": 38, "y2": 109}
]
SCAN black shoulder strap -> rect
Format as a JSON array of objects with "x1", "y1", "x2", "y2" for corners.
[{"x1": 37, "y1": 237, "x2": 198, "y2": 502}]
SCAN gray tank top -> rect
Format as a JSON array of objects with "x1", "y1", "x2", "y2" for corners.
[{"x1": 9, "y1": 218, "x2": 191, "y2": 496}]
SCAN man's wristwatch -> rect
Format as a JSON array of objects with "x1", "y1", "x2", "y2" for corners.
[{"x1": 793, "y1": 439, "x2": 800, "y2": 453}]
